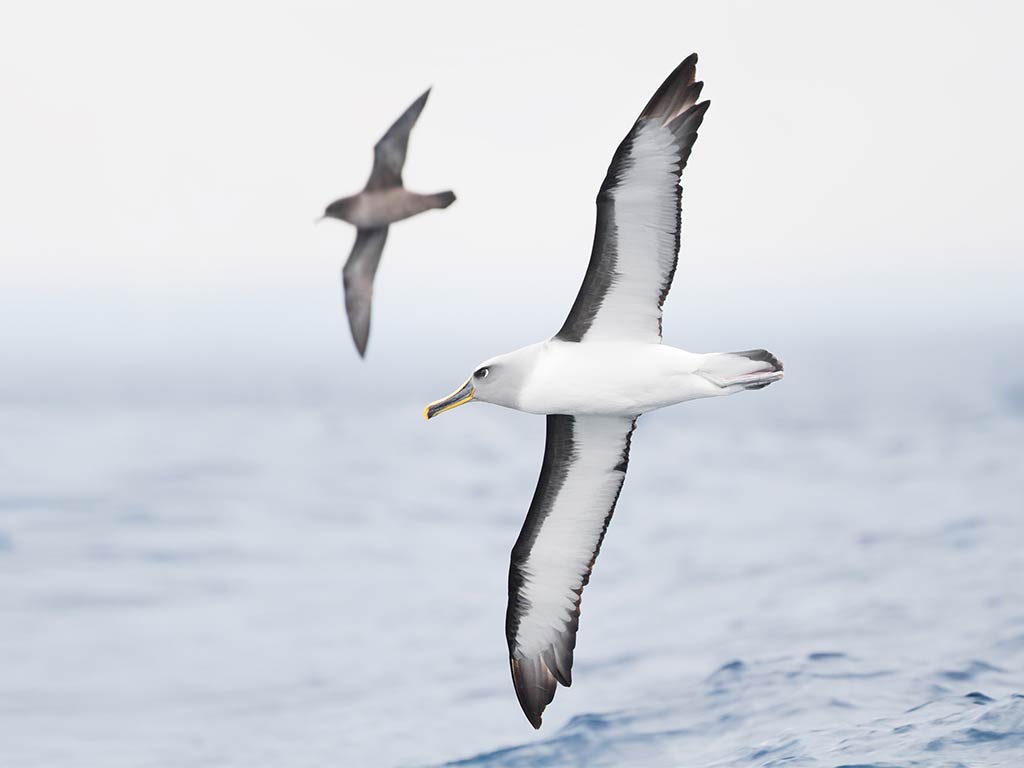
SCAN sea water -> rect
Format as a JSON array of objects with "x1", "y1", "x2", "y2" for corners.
[{"x1": 1, "y1": 336, "x2": 1022, "y2": 767}]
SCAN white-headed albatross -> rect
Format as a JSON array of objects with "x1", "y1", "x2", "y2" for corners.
[
  {"x1": 425, "y1": 54, "x2": 783, "y2": 728},
  {"x1": 321, "y1": 88, "x2": 455, "y2": 357}
]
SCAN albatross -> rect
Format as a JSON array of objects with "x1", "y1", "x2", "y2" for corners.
[
  {"x1": 424, "y1": 54, "x2": 784, "y2": 728},
  {"x1": 321, "y1": 88, "x2": 455, "y2": 357}
]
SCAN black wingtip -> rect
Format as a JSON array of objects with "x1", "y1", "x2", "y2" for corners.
[
  {"x1": 678, "y1": 99, "x2": 712, "y2": 126},
  {"x1": 510, "y1": 656, "x2": 557, "y2": 729},
  {"x1": 639, "y1": 53, "x2": 704, "y2": 122}
]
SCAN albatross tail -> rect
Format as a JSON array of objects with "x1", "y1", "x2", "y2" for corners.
[{"x1": 697, "y1": 349, "x2": 784, "y2": 392}]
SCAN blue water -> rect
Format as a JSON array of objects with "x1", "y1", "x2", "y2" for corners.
[{"x1": 1, "y1": 337, "x2": 1022, "y2": 767}]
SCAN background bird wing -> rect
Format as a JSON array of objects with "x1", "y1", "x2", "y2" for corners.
[
  {"x1": 506, "y1": 414, "x2": 637, "y2": 728},
  {"x1": 364, "y1": 88, "x2": 431, "y2": 191},
  {"x1": 341, "y1": 226, "x2": 389, "y2": 357},
  {"x1": 556, "y1": 54, "x2": 710, "y2": 344}
]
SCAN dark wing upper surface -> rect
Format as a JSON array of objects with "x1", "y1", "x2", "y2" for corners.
[
  {"x1": 341, "y1": 226, "x2": 389, "y2": 357},
  {"x1": 365, "y1": 88, "x2": 431, "y2": 192},
  {"x1": 506, "y1": 414, "x2": 637, "y2": 728},
  {"x1": 556, "y1": 54, "x2": 710, "y2": 343}
]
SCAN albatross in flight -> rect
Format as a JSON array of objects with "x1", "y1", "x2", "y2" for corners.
[
  {"x1": 425, "y1": 54, "x2": 783, "y2": 728},
  {"x1": 321, "y1": 88, "x2": 455, "y2": 357}
]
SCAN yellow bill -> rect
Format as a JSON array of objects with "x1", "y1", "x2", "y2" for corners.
[{"x1": 424, "y1": 378, "x2": 475, "y2": 420}]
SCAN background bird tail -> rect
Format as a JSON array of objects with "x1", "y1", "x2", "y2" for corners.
[{"x1": 432, "y1": 190, "x2": 456, "y2": 209}]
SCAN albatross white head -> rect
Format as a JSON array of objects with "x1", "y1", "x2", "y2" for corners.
[{"x1": 424, "y1": 346, "x2": 541, "y2": 419}]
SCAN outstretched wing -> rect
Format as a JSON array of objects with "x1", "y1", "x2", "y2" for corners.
[
  {"x1": 341, "y1": 226, "x2": 389, "y2": 357},
  {"x1": 365, "y1": 88, "x2": 431, "y2": 191},
  {"x1": 506, "y1": 414, "x2": 637, "y2": 728},
  {"x1": 556, "y1": 54, "x2": 710, "y2": 344}
]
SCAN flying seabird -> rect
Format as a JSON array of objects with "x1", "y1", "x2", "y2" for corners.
[
  {"x1": 424, "y1": 54, "x2": 783, "y2": 729},
  {"x1": 321, "y1": 88, "x2": 455, "y2": 357}
]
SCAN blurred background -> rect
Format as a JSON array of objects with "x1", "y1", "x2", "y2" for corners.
[{"x1": 1, "y1": 2, "x2": 1022, "y2": 766}]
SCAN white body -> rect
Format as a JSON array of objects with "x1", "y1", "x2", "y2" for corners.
[{"x1": 476, "y1": 340, "x2": 781, "y2": 417}]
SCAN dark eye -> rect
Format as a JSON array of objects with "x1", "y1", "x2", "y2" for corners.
[{"x1": 474, "y1": 367, "x2": 489, "y2": 380}]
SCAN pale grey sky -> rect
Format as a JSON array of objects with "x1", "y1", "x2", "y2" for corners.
[{"x1": 1, "y1": 1, "x2": 1021, "y2": 393}]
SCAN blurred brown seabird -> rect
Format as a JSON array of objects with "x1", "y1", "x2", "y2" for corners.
[{"x1": 321, "y1": 88, "x2": 455, "y2": 357}]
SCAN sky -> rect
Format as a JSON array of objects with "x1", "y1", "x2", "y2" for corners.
[{"x1": 1, "y1": 1, "x2": 1022, "y2": 398}]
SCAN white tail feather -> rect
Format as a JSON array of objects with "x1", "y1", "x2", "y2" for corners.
[{"x1": 697, "y1": 349, "x2": 784, "y2": 392}]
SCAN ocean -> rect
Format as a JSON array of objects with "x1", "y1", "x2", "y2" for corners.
[{"x1": 1, "y1": 333, "x2": 1022, "y2": 767}]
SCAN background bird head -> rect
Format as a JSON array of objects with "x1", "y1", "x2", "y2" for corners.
[{"x1": 322, "y1": 196, "x2": 355, "y2": 223}]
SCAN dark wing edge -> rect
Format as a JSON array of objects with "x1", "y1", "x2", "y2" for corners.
[
  {"x1": 505, "y1": 415, "x2": 638, "y2": 728},
  {"x1": 365, "y1": 88, "x2": 431, "y2": 191},
  {"x1": 555, "y1": 53, "x2": 710, "y2": 342},
  {"x1": 341, "y1": 226, "x2": 389, "y2": 357}
]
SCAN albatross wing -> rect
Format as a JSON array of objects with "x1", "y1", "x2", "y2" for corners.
[
  {"x1": 341, "y1": 226, "x2": 389, "y2": 357},
  {"x1": 365, "y1": 88, "x2": 431, "y2": 191},
  {"x1": 557, "y1": 54, "x2": 709, "y2": 344},
  {"x1": 507, "y1": 414, "x2": 637, "y2": 728}
]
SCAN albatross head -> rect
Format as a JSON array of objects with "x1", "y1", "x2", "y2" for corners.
[{"x1": 424, "y1": 346, "x2": 539, "y2": 419}]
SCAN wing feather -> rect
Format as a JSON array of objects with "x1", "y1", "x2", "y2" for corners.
[
  {"x1": 365, "y1": 89, "x2": 430, "y2": 191},
  {"x1": 557, "y1": 54, "x2": 710, "y2": 343},
  {"x1": 341, "y1": 227, "x2": 389, "y2": 357},
  {"x1": 506, "y1": 414, "x2": 637, "y2": 728}
]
